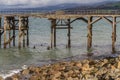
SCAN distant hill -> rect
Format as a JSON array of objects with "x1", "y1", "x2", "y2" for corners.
[
  {"x1": 0, "y1": 1, "x2": 120, "y2": 14},
  {"x1": 0, "y1": 3, "x2": 81, "y2": 13},
  {"x1": 64, "y1": 1, "x2": 120, "y2": 11},
  {"x1": 96, "y1": 1, "x2": 120, "y2": 9}
]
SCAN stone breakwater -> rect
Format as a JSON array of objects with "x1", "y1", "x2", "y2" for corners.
[{"x1": 4, "y1": 56, "x2": 120, "y2": 80}]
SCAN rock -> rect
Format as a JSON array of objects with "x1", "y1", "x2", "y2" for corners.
[
  {"x1": 64, "y1": 66, "x2": 71, "y2": 72},
  {"x1": 82, "y1": 63, "x2": 90, "y2": 71},
  {"x1": 111, "y1": 65, "x2": 116, "y2": 71},
  {"x1": 22, "y1": 69, "x2": 30, "y2": 75},
  {"x1": 5, "y1": 77, "x2": 13, "y2": 80},
  {"x1": 103, "y1": 59, "x2": 108, "y2": 64},
  {"x1": 67, "y1": 77, "x2": 73, "y2": 80},
  {"x1": 29, "y1": 75, "x2": 40, "y2": 80},
  {"x1": 117, "y1": 62, "x2": 120, "y2": 69},
  {"x1": 53, "y1": 71, "x2": 61, "y2": 78},
  {"x1": 0, "y1": 76, "x2": 3, "y2": 80},
  {"x1": 67, "y1": 70, "x2": 74, "y2": 77},
  {"x1": 75, "y1": 62, "x2": 82, "y2": 68},
  {"x1": 82, "y1": 60, "x2": 89, "y2": 64},
  {"x1": 47, "y1": 46, "x2": 50, "y2": 50},
  {"x1": 11, "y1": 74, "x2": 20, "y2": 80},
  {"x1": 12, "y1": 78, "x2": 19, "y2": 80},
  {"x1": 33, "y1": 46, "x2": 36, "y2": 49}
]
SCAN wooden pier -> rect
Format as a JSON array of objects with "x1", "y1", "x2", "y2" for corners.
[{"x1": 0, "y1": 10, "x2": 120, "y2": 53}]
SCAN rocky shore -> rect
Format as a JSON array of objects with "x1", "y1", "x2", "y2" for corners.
[{"x1": 3, "y1": 56, "x2": 120, "y2": 80}]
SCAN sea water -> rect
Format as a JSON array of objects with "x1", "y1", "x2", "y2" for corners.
[{"x1": 1, "y1": 17, "x2": 120, "y2": 78}]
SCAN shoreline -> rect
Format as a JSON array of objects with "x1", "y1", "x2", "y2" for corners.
[{"x1": 3, "y1": 55, "x2": 120, "y2": 80}]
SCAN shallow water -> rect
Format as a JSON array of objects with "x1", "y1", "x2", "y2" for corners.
[{"x1": 1, "y1": 17, "x2": 120, "y2": 78}]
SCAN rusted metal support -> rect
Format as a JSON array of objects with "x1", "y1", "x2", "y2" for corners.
[
  {"x1": 112, "y1": 16, "x2": 116, "y2": 53},
  {"x1": 67, "y1": 19, "x2": 71, "y2": 48},
  {"x1": 87, "y1": 16, "x2": 93, "y2": 51}
]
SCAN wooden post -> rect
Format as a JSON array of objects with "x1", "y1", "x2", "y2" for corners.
[
  {"x1": 112, "y1": 16, "x2": 116, "y2": 53},
  {"x1": 26, "y1": 17, "x2": 29, "y2": 47},
  {"x1": 23, "y1": 30, "x2": 25, "y2": 47},
  {"x1": 87, "y1": 16, "x2": 93, "y2": 51},
  {"x1": 51, "y1": 20, "x2": 53, "y2": 48},
  {"x1": 50, "y1": 19, "x2": 56, "y2": 48},
  {"x1": 67, "y1": 19, "x2": 71, "y2": 48},
  {"x1": 0, "y1": 17, "x2": 1, "y2": 48},
  {"x1": 13, "y1": 17, "x2": 15, "y2": 47},
  {"x1": 53, "y1": 19, "x2": 56, "y2": 48},
  {"x1": 8, "y1": 30, "x2": 11, "y2": 47},
  {"x1": 4, "y1": 17, "x2": 7, "y2": 48},
  {"x1": 18, "y1": 17, "x2": 22, "y2": 48}
]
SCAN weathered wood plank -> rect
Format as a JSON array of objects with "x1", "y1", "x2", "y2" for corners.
[
  {"x1": 12, "y1": 17, "x2": 16, "y2": 47},
  {"x1": 0, "y1": 17, "x2": 1, "y2": 48},
  {"x1": 112, "y1": 16, "x2": 116, "y2": 53},
  {"x1": 87, "y1": 16, "x2": 93, "y2": 51},
  {"x1": 18, "y1": 17, "x2": 22, "y2": 48},
  {"x1": 67, "y1": 19, "x2": 71, "y2": 48},
  {"x1": 4, "y1": 17, "x2": 7, "y2": 48},
  {"x1": 90, "y1": 17, "x2": 102, "y2": 25},
  {"x1": 53, "y1": 19, "x2": 56, "y2": 48},
  {"x1": 50, "y1": 19, "x2": 56, "y2": 48},
  {"x1": 26, "y1": 17, "x2": 29, "y2": 47}
]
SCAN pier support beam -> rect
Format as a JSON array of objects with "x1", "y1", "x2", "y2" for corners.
[
  {"x1": 112, "y1": 16, "x2": 116, "y2": 53},
  {"x1": 87, "y1": 16, "x2": 93, "y2": 51},
  {"x1": 0, "y1": 17, "x2": 2, "y2": 48},
  {"x1": 4, "y1": 17, "x2": 16, "y2": 48},
  {"x1": 12, "y1": 18, "x2": 16, "y2": 47},
  {"x1": 50, "y1": 19, "x2": 56, "y2": 48},
  {"x1": 54, "y1": 20, "x2": 56, "y2": 48},
  {"x1": 18, "y1": 16, "x2": 29, "y2": 48},
  {"x1": 26, "y1": 17, "x2": 29, "y2": 47},
  {"x1": 67, "y1": 19, "x2": 71, "y2": 48},
  {"x1": 18, "y1": 17, "x2": 21, "y2": 48},
  {"x1": 8, "y1": 29, "x2": 11, "y2": 47},
  {"x1": 4, "y1": 17, "x2": 7, "y2": 48}
]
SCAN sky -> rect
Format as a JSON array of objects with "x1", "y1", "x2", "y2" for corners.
[{"x1": 0, "y1": 0, "x2": 119, "y2": 7}]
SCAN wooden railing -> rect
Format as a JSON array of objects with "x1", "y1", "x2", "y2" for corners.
[
  {"x1": 63, "y1": 10, "x2": 120, "y2": 15},
  {"x1": 1, "y1": 9, "x2": 120, "y2": 15},
  {"x1": 48, "y1": 9, "x2": 120, "y2": 15}
]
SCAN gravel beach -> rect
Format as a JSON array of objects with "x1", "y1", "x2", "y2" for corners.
[{"x1": 3, "y1": 55, "x2": 120, "y2": 80}]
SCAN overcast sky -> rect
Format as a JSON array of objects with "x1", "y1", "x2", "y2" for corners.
[{"x1": 0, "y1": 0, "x2": 119, "y2": 7}]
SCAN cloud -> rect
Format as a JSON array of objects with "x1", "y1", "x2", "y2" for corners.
[{"x1": 0, "y1": 0, "x2": 118, "y2": 7}]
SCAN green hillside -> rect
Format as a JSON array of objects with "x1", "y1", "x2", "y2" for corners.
[{"x1": 97, "y1": 1, "x2": 120, "y2": 9}]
